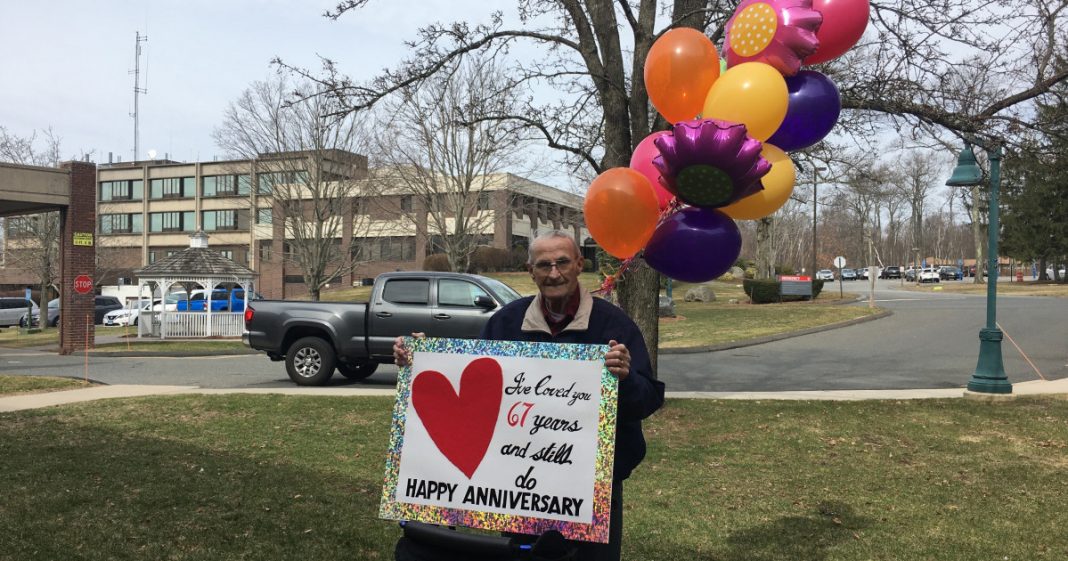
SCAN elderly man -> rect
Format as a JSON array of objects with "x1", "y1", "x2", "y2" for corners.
[{"x1": 394, "y1": 230, "x2": 664, "y2": 561}]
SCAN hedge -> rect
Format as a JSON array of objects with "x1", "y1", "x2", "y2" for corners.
[{"x1": 742, "y1": 278, "x2": 825, "y2": 304}]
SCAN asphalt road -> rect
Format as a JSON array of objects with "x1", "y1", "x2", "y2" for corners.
[{"x1": 2, "y1": 279, "x2": 1065, "y2": 392}]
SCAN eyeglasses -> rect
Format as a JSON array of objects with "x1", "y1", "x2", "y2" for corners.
[{"x1": 532, "y1": 258, "x2": 574, "y2": 273}]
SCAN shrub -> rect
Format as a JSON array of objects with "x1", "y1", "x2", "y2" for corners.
[
  {"x1": 742, "y1": 278, "x2": 825, "y2": 303},
  {"x1": 469, "y1": 247, "x2": 514, "y2": 272},
  {"x1": 422, "y1": 253, "x2": 451, "y2": 271},
  {"x1": 743, "y1": 278, "x2": 780, "y2": 304}
]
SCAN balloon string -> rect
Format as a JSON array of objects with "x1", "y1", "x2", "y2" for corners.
[
  {"x1": 594, "y1": 256, "x2": 637, "y2": 298},
  {"x1": 657, "y1": 197, "x2": 683, "y2": 225}
]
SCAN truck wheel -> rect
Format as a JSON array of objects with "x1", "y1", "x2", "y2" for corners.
[
  {"x1": 337, "y1": 361, "x2": 378, "y2": 381},
  {"x1": 285, "y1": 337, "x2": 336, "y2": 386}
]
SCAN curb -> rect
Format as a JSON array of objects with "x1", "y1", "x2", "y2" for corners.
[{"x1": 660, "y1": 307, "x2": 892, "y2": 355}]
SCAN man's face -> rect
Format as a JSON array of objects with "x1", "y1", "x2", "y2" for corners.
[{"x1": 529, "y1": 237, "x2": 584, "y2": 304}]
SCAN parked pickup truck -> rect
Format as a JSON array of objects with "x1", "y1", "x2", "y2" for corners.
[{"x1": 242, "y1": 271, "x2": 522, "y2": 386}]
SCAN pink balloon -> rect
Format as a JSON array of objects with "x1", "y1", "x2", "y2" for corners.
[
  {"x1": 804, "y1": 0, "x2": 870, "y2": 65},
  {"x1": 630, "y1": 131, "x2": 675, "y2": 210}
]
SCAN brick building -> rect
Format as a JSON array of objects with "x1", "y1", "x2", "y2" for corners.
[{"x1": 1, "y1": 151, "x2": 588, "y2": 299}]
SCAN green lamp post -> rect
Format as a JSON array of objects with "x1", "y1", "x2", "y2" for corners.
[{"x1": 946, "y1": 143, "x2": 1012, "y2": 394}]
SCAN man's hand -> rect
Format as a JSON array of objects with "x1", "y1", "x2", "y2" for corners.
[
  {"x1": 393, "y1": 332, "x2": 426, "y2": 367},
  {"x1": 605, "y1": 339, "x2": 631, "y2": 380}
]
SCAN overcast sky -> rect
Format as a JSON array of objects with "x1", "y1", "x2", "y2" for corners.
[{"x1": 2, "y1": 1, "x2": 543, "y2": 173}]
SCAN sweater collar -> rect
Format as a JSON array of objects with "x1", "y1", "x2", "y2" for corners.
[{"x1": 522, "y1": 287, "x2": 594, "y2": 335}]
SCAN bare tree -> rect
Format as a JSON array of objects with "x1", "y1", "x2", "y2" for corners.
[
  {"x1": 283, "y1": 0, "x2": 1068, "y2": 369},
  {"x1": 887, "y1": 151, "x2": 946, "y2": 270},
  {"x1": 213, "y1": 76, "x2": 373, "y2": 300},
  {"x1": 367, "y1": 56, "x2": 531, "y2": 272}
]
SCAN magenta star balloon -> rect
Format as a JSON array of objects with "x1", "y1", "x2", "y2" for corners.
[{"x1": 652, "y1": 119, "x2": 771, "y2": 209}]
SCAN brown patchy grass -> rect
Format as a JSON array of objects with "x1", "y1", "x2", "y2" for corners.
[
  {"x1": 0, "y1": 376, "x2": 94, "y2": 396},
  {"x1": 901, "y1": 280, "x2": 1068, "y2": 297}
]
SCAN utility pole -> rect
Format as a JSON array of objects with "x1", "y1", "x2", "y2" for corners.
[{"x1": 131, "y1": 31, "x2": 148, "y2": 161}]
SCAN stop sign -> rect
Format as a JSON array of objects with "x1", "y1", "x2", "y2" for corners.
[{"x1": 74, "y1": 274, "x2": 93, "y2": 294}]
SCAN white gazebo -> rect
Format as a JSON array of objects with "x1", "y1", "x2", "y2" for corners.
[{"x1": 133, "y1": 231, "x2": 258, "y2": 339}]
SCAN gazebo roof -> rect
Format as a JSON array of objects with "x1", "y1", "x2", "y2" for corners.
[{"x1": 133, "y1": 231, "x2": 257, "y2": 279}]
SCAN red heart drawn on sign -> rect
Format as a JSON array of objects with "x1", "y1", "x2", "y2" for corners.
[{"x1": 411, "y1": 357, "x2": 504, "y2": 479}]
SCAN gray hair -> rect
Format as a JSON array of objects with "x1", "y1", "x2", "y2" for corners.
[{"x1": 527, "y1": 230, "x2": 581, "y2": 264}]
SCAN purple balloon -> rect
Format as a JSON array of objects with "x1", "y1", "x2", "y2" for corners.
[
  {"x1": 766, "y1": 70, "x2": 841, "y2": 152},
  {"x1": 644, "y1": 208, "x2": 742, "y2": 283}
]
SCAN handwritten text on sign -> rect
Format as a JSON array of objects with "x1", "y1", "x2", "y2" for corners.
[{"x1": 379, "y1": 338, "x2": 617, "y2": 543}]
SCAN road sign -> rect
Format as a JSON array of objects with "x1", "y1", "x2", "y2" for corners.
[
  {"x1": 74, "y1": 275, "x2": 93, "y2": 294},
  {"x1": 833, "y1": 256, "x2": 846, "y2": 268}
]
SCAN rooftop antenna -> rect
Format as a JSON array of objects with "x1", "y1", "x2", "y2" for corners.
[{"x1": 130, "y1": 31, "x2": 148, "y2": 161}]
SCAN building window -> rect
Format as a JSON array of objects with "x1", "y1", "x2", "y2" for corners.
[
  {"x1": 149, "y1": 177, "x2": 194, "y2": 199},
  {"x1": 202, "y1": 174, "x2": 251, "y2": 197},
  {"x1": 202, "y1": 210, "x2": 242, "y2": 231},
  {"x1": 477, "y1": 192, "x2": 490, "y2": 211},
  {"x1": 256, "y1": 208, "x2": 273, "y2": 225},
  {"x1": 6, "y1": 216, "x2": 38, "y2": 238},
  {"x1": 99, "y1": 213, "x2": 143, "y2": 234},
  {"x1": 369, "y1": 236, "x2": 416, "y2": 261},
  {"x1": 259, "y1": 240, "x2": 273, "y2": 261},
  {"x1": 100, "y1": 180, "x2": 143, "y2": 201},
  {"x1": 219, "y1": 249, "x2": 234, "y2": 260},
  {"x1": 257, "y1": 170, "x2": 308, "y2": 194},
  {"x1": 400, "y1": 195, "x2": 413, "y2": 212},
  {"x1": 149, "y1": 211, "x2": 195, "y2": 232}
]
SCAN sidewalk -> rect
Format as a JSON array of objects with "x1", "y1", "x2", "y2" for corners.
[{"x1": 3, "y1": 377, "x2": 1068, "y2": 413}]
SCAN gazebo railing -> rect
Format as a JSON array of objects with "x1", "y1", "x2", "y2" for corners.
[{"x1": 138, "y1": 311, "x2": 245, "y2": 338}]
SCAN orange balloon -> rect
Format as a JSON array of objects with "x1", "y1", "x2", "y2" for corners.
[
  {"x1": 644, "y1": 28, "x2": 720, "y2": 124},
  {"x1": 584, "y1": 168, "x2": 661, "y2": 259},
  {"x1": 721, "y1": 143, "x2": 796, "y2": 220}
]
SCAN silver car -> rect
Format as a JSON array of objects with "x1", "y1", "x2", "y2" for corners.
[{"x1": 0, "y1": 297, "x2": 38, "y2": 327}]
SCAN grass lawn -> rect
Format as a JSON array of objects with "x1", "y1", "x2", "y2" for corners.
[
  {"x1": 0, "y1": 375, "x2": 93, "y2": 396},
  {"x1": 2, "y1": 394, "x2": 1067, "y2": 560},
  {"x1": 0, "y1": 325, "x2": 133, "y2": 348},
  {"x1": 659, "y1": 301, "x2": 879, "y2": 348}
]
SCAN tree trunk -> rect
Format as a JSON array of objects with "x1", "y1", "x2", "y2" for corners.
[
  {"x1": 615, "y1": 260, "x2": 660, "y2": 374},
  {"x1": 755, "y1": 217, "x2": 775, "y2": 279},
  {"x1": 971, "y1": 184, "x2": 985, "y2": 284}
]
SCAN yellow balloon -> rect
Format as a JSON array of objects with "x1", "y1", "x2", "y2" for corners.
[
  {"x1": 721, "y1": 143, "x2": 795, "y2": 220},
  {"x1": 702, "y1": 62, "x2": 788, "y2": 141}
]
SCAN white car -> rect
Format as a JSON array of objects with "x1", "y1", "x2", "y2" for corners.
[
  {"x1": 103, "y1": 300, "x2": 161, "y2": 327},
  {"x1": 918, "y1": 267, "x2": 941, "y2": 283},
  {"x1": 816, "y1": 269, "x2": 835, "y2": 281}
]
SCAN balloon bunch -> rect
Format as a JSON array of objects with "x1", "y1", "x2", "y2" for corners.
[{"x1": 584, "y1": 0, "x2": 869, "y2": 284}]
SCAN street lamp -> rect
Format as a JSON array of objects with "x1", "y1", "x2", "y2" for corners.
[{"x1": 946, "y1": 142, "x2": 1011, "y2": 395}]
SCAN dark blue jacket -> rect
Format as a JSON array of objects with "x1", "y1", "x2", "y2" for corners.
[{"x1": 480, "y1": 292, "x2": 665, "y2": 481}]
